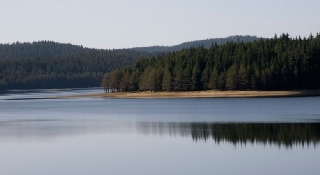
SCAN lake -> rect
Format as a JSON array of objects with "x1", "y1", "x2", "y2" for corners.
[{"x1": 0, "y1": 89, "x2": 320, "y2": 175}]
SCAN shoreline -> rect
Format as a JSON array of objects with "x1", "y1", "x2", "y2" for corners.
[{"x1": 52, "y1": 90, "x2": 320, "y2": 99}]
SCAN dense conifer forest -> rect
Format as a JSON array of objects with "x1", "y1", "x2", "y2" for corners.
[
  {"x1": 102, "y1": 33, "x2": 320, "y2": 92},
  {"x1": 0, "y1": 41, "x2": 152, "y2": 91}
]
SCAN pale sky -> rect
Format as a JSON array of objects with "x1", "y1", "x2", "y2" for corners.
[{"x1": 0, "y1": 0, "x2": 319, "y2": 49}]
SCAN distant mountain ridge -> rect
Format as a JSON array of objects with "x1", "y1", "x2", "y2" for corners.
[
  {"x1": 0, "y1": 35, "x2": 262, "y2": 61},
  {"x1": 130, "y1": 35, "x2": 262, "y2": 53}
]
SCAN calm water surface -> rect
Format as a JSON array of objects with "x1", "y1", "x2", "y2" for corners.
[{"x1": 0, "y1": 89, "x2": 320, "y2": 175}]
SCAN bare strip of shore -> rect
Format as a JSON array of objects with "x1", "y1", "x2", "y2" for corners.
[{"x1": 53, "y1": 90, "x2": 320, "y2": 99}]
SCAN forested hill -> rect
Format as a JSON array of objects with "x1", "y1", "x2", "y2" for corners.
[
  {"x1": 0, "y1": 36, "x2": 260, "y2": 61},
  {"x1": 0, "y1": 41, "x2": 92, "y2": 60},
  {"x1": 0, "y1": 49, "x2": 152, "y2": 91},
  {"x1": 102, "y1": 34, "x2": 320, "y2": 92},
  {"x1": 130, "y1": 35, "x2": 261, "y2": 53}
]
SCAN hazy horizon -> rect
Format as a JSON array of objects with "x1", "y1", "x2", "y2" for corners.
[{"x1": 1, "y1": 34, "x2": 263, "y2": 49}]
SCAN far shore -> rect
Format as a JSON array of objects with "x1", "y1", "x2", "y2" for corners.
[{"x1": 52, "y1": 90, "x2": 320, "y2": 99}]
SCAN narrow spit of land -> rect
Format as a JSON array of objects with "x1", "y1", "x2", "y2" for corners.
[{"x1": 52, "y1": 90, "x2": 320, "y2": 99}]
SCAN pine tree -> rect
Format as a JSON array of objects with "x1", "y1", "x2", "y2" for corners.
[
  {"x1": 191, "y1": 62, "x2": 201, "y2": 90},
  {"x1": 200, "y1": 67, "x2": 210, "y2": 90},
  {"x1": 162, "y1": 68, "x2": 172, "y2": 91},
  {"x1": 209, "y1": 69, "x2": 219, "y2": 89},
  {"x1": 237, "y1": 65, "x2": 249, "y2": 89},
  {"x1": 225, "y1": 64, "x2": 238, "y2": 90}
]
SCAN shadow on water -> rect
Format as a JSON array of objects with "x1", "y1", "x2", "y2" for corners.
[{"x1": 137, "y1": 122, "x2": 320, "y2": 147}]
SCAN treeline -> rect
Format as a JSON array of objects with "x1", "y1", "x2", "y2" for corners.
[
  {"x1": 137, "y1": 122, "x2": 320, "y2": 147},
  {"x1": 0, "y1": 41, "x2": 91, "y2": 60},
  {"x1": 0, "y1": 49, "x2": 151, "y2": 91},
  {"x1": 102, "y1": 33, "x2": 320, "y2": 92},
  {"x1": 131, "y1": 35, "x2": 260, "y2": 53}
]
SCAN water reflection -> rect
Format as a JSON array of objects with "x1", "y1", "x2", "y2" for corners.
[
  {"x1": 1, "y1": 118, "x2": 320, "y2": 147},
  {"x1": 137, "y1": 122, "x2": 320, "y2": 147}
]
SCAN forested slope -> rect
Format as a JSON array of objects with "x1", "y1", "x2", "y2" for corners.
[
  {"x1": 102, "y1": 34, "x2": 320, "y2": 92},
  {"x1": 0, "y1": 49, "x2": 151, "y2": 91}
]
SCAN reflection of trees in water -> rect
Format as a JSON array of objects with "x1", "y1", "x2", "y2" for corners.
[{"x1": 137, "y1": 123, "x2": 320, "y2": 147}]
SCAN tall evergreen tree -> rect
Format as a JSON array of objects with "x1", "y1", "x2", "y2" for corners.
[{"x1": 162, "y1": 68, "x2": 172, "y2": 91}]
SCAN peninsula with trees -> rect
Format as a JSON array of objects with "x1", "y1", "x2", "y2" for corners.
[{"x1": 101, "y1": 34, "x2": 320, "y2": 96}]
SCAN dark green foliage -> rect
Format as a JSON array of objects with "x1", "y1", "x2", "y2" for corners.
[
  {"x1": 103, "y1": 33, "x2": 320, "y2": 92},
  {"x1": 0, "y1": 47, "x2": 152, "y2": 91}
]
